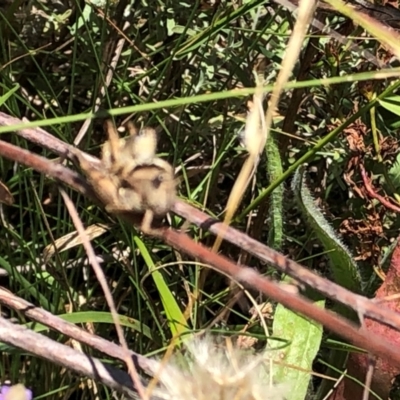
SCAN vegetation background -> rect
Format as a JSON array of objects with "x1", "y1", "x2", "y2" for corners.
[{"x1": 1, "y1": 0, "x2": 400, "y2": 398}]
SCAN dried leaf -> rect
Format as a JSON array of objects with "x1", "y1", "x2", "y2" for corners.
[
  {"x1": 0, "y1": 181, "x2": 14, "y2": 205},
  {"x1": 43, "y1": 223, "x2": 111, "y2": 262}
]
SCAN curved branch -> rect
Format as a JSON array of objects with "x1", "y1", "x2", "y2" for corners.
[{"x1": 2, "y1": 113, "x2": 400, "y2": 368}]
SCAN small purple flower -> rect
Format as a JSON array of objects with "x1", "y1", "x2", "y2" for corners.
[{"x1": 0, "y1": 384, "x2": 32, "y2": 400}]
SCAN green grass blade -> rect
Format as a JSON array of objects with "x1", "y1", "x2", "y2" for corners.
[
  {"x1": 133, "y1": 237, "x2": 189, "y2": 340},
  {"x1": 1, "y1": 71, "x2": 400, "y2": 135},
  {"x1": 0, "y1": 256, "x2": 55, "y2": 313},
  {"x1": 24, "y1": 311, "x2": 153, "y2": 339},
  {"x1": 0, "y1": 84, "x2": 19, "y2": 105}
]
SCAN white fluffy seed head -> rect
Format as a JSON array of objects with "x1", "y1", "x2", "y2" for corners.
[{"x1": 147, "y1": 336, "x2": 287, "y2": 400}]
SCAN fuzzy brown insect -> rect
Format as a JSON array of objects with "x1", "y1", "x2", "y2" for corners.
[{"x1": 72, "y1": 120, "x2": 176, "y2": 234}]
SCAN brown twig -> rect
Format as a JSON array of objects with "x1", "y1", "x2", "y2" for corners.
[
  {"x1": 0, "y1": 316, "x2": 138, "y2": 397},
  {"x1": 0, "y1": 287, "x2": 158, "y2": 374},
  {"x1": 59, "y1": 189, "x2": 147, "y2": 400},
  {"x1": 0, "y1": 112, "x2": 75, "y2": 157},
  {"x1": 360, "y1": 163, "x2": 400, "y2": 213},
  {"x1": 2, "y1": 130, "x2": 400, "y2": 332},
  {"x1": 0, "y1": 139, "x2": 95, "y2": 199},
  {"x1": 3, "y1": 131, "x2": 400, "y2": 335},
  {"x1": 162, "y1": 228, "x2": 400, "y2": 367},
  {"x1": 3, "y1": 115, "x2": 400, "y2": 367},
  {"x1": 173, "y1": 200, "x2": 400, "y2": 332}
]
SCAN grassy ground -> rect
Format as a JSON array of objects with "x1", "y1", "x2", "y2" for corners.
[{"x1": 1, "y1": 0, "x2": 400, "y2": 399}]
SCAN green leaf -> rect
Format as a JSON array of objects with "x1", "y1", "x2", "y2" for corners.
[
  {"x1": 167, "y1": 18, "x2": 176, "y2": 36},
  {"x1": 271, "y1": 299, "x2": 325, "y2": 400},
  {"x1": 388, "y1": 153, "x2": 400, "y2": 190},
  {"x1": 266, "y1": 133, "x2": 284, "y2": 250},
  {"x1": 379, "y1": 96, "x2": 400, "y2": 117},
  {"x1": 292, "y1": 167, "x2": 360, "y2": 399},
  {"x1": 291, "y1": 166, "x2": 362, "y2": 294}
]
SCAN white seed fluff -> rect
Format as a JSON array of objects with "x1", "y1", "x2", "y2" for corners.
[{"x1": 147, "y1": 336, "x2": 287, "y2": 400}]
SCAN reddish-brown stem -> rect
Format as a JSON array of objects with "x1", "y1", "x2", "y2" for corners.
[
  {"x1": 3, "y1": 114, "x2": 400, "y2": 368},
  {"x1": 360, "y1": 163, "x2": 400, "y2": 213}
]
